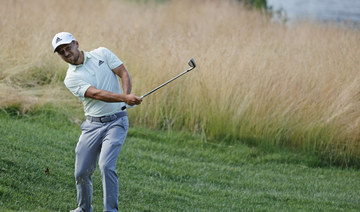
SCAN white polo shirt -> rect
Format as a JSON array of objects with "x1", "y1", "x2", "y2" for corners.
[{"x1": 64, "y1": 47, "x2": 125, "y2": 117}]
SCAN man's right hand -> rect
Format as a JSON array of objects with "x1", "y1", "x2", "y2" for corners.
[{"x1": 125, "y1": 94, "x2": 142, "y2": 106}]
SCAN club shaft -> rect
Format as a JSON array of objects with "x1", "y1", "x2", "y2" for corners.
[
  {"x1": 141, "y1": 67, "x2": 193, "y2": 99},
  {"x1": 121, "y1": 60, "x2": 195, "y2": 111}
]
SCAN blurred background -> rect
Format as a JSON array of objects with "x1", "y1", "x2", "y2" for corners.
[{"x1": 267, "y1": 0, "x2": 360, "y2": 26}]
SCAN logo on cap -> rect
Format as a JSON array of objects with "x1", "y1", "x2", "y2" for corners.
[
  {"x1": 56, "y1": 37, "x2": 62, "y2": 44},
  {"x1": 98, "y1": 60, "x2": 104, "y2": 66}
]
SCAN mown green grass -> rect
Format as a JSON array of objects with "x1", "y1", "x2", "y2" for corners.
[{"x1": 0, "y1": 105, "x2": 359, "y2": 211}]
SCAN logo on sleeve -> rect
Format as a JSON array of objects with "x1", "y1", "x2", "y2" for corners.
[
  {"x1": 56, "y1": 37, "x2": 62, "y2": 43},
  {"x1": 98, "y1": 60, "x2": 104, "y2": 66}
]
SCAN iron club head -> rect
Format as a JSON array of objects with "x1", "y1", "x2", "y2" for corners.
[{"x1": 188, "y1": 58, "x2": 196, "y2": 69}]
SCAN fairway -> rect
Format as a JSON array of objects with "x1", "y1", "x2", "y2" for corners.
[{"x1": 0, "y1": 107, "x2": 359, "y2": 211}]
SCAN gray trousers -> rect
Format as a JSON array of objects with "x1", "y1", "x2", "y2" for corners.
[{"x1": 74, "y1": 113, "x2": 129, "y2": 212}]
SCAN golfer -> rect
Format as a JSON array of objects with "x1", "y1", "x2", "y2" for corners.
[{"x1": 52, "y1": 32, "x2": 142, "y2": 212}]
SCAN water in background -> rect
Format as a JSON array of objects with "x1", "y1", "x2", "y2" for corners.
[{"x1": 267, "y1": 0, "x2": 360, "y2": 27}]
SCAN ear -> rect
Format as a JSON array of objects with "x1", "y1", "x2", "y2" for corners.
[{"x1": 75, "y1": 40, "x2": 79, "y2": 48}]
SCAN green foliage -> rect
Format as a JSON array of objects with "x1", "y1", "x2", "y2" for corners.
[
  {"x1": 1, "y1": 104, "x2": 22, "y2": 117},
  {"x1": 241, "y1": 0, "x2": 268, "y2": 10},
  {"x1": 1, "y1": 106, "x2": 360, "y2": 211}
]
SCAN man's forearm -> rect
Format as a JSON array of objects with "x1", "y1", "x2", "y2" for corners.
[
  {"x1": 86, "y1": 87, "x2": 127, "y2": 102},
  {"x1": 85, "y1": 86, "x2": 141, "y2": 106}
]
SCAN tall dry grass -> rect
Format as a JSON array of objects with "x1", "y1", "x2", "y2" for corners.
[{"x1": 1, "y1": 0, "x2": 359, "y2": 165}]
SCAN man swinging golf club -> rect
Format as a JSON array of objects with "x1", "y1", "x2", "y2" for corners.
[{"x1": 52, "y1": 32, "x2": 142, "y2": 212}]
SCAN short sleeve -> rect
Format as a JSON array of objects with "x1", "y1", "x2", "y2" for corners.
[
  {"x1": 64, "y1": 76, "x2": 92, "y2": 98},
  {"x1": 102, "y1": 47, "x2": 123, "y2": 69}
]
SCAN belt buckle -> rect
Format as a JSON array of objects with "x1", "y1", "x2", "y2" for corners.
[{"x1": 100, "y1": 116, "x2": 108, "y2": 123}]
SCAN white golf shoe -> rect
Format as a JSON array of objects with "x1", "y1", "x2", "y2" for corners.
[{"x1": 70, "y1": 206, "x2": 93, "y2": 212}]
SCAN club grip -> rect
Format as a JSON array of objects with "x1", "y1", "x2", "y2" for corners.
[{"x1": 121, "y1": 104, "x2": 138, "y2": 111}]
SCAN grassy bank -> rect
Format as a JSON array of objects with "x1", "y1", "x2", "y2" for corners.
[
  {"x1": 0, "y1": 0, "x2": 360, "y2": 165},
  {"x1": 1, "y1": 106, "x2": 360, "y2": 211}
]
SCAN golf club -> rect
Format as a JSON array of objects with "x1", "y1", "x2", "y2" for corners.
[{"x1": 121, "y1": 58, "x2": 197, "y2": 111}]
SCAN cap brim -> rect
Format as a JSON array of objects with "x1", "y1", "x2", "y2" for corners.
[{"x1": 53, "y1": 40, "x2": 74, "y2": 53}]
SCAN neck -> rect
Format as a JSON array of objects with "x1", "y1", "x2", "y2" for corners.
[
  {"x1": 77, "y1": 51, "x2": 85, "y2": 65},
  {"x1": 72, "y1": 50, "x2": 84, "y2": 65}
]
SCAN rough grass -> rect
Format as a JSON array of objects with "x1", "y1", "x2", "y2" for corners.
[
  {"x1": 0, "y1": 0, "x2": 360, "y2": 166},
  {"x1": 0, "y1": 105, "x2": 360, "y2": 211}
]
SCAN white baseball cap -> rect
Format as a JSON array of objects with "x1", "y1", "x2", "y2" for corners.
[{"x1": 52, "y1": 32, "x2": 76, "y2": 52}]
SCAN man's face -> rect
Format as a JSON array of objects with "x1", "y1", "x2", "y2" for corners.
[{"x1": 56, "y1": 41, "x2": 81, "y2": 65}]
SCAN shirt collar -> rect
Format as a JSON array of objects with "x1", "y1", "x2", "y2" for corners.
[{"x1": 68, "y1": 51, "x2": 91, "y2": 71}]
